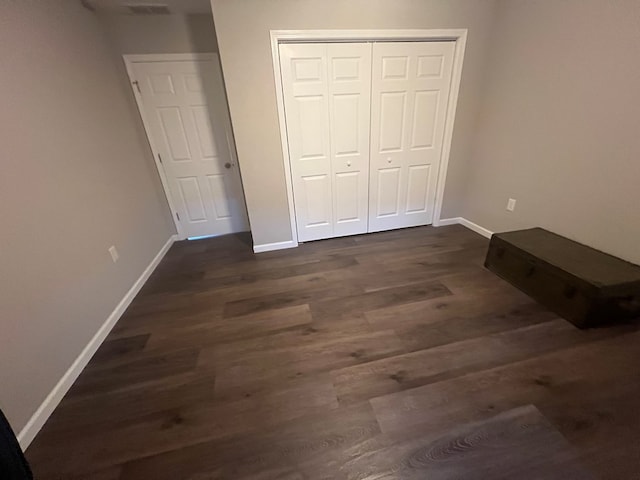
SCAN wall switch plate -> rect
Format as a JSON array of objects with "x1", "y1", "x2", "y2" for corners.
[
  {"x1": 108, "y1": 246, "x2": 119, "y2": 263},
  {"x1": 507, "y1": 198, "x2": 517, "y2": 212}
]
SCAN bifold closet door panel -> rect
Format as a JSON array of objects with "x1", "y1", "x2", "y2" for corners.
[
  {"x1": 280, "y1": 43, "x2": 333, "y2": 242},
  {"x1": 280, "y1": 42, "x2": 372, "y2": 242},
  {"x1": 327, "y1": 43, "x2": 372, "y2": 238},
  {"x1": 368, "y1": 41, "x2": 455, "y2": 233}
]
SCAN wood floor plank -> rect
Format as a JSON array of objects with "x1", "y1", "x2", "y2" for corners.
[
  {"x1": 324, "y1": 262, "x2": 482, "y2": 294},
  {"x1": 208, "y1": 310, "x2": 372, "y2": 361},
  {"x1": 340, "y1": 405, "x2": 594, "y2": 480},
  {"x1": 394, "y1": 301, "x2": 560, "y2": 352},
  {"x1": 364, "y1": 287, "x2": 534, "y2": 332},
  {"x1": 310, "y1": 280, "x2": 452, "y2": 320},
  {"x1": 370, "y1": 329, "x2": 640, "y2": 439},
  {"x1": 90, "y1": 333, "x2": 150, "y2": 364},
  {"x1": 66, "y1": 347, "x2": 200, "y2": 398},
  {"x1": 208, "y1": 327, "x2": 407, "y2": 391},
  {"x1": 108, "y1": 305, "x2": 224, "y2": 339},
  {"x1": 145, "y1": 304, "x2": 314, "y2": 351},
  {"x1": 154, "y1": 254, "x2": 359, "y2": 298},
  {"x1": 204, "y1": 253, "x2": 358, "y2": 282},
  {"x1": 222, "y1": 280, "x2": 364, "y2": 318},
  {"x1": 118, "y1": 403, "x2": 380, "y2": 480},
  {"x1": 198, "y1": 270, "x2": 333, "y2": 303},
  {"x1": 353, "y1": 237, "x2": 486, "y2": 268},
  {"x1": 39, "y1": 367, "x2": 217, "y2": 436},
  {"x1": 332, "y1": 319, "x2": 627, "y2": 404},
  {"x1": 28, "y1": 374, "x2": 339, "y2": 478}
]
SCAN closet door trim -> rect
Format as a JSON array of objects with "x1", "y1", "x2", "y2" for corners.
[{"x1": 270, "y1": 29, "x2": 467, "y2": 250}]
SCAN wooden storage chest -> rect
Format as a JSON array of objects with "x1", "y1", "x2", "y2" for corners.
[{"x1": 485, "y1": 228, "x2": 640, "y2": 328}]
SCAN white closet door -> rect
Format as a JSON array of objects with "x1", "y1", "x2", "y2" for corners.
[
  {"x1": 328, "y1": 43, "x2": 372, "y2": 238},
  {"x1": 369, "y1": 41, "x2": 455, "y2": 233},
  {"x1": 279, "y1": 43, "x2": 371, "y2": 242}
]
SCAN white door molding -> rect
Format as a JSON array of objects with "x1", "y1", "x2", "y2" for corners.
[{"x1": 270, "y1": 29, "x2": 468, "y2": 245}]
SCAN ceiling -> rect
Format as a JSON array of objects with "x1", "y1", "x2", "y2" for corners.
[{"x1": 85, "y1": 0, "x2": 212, "y2": 14}]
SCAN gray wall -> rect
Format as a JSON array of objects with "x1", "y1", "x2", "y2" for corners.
[
  {"x1": 211, "y1": 0, "x2": 498, "y2": 246},
  {"x1": 0, "y1": 1, "x2": 175, "y2": 432},
  {"x1": 97, "y1": 13, "x2": 218, "y2": 54},
  {"x1": 462, "y1": 0, "x2": 640, "y2": 264}
]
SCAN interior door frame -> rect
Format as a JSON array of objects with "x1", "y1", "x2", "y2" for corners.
[
  {"x1": 270, "y1": 29, "x2": 468, "y2": 247},
  {"x1": 123, "y1": 52, "x2": 237, "y2": 240}
]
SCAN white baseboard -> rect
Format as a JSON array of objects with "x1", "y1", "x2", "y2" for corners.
[
  {"x1": 434, "y1": 217, "x2": 461, "y2": 227},
  {"x1": 253, "y1": 239, "x2": 298, "y2": 253},
  {"x1": 18, "y1": 234, "x2": 177, "y2": 450},
  {"x1": 458, "y1": 217, "x2": 494, "y2": 238},
  {"x1": 435, "y1": 217, "x2": 494, "y2": 239}
]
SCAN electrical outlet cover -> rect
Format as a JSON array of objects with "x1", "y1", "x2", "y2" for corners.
[{"x1": 108, "y1": 246, "x2": 119, "y2": 263}]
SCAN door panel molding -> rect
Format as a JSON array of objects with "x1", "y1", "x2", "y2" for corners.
[{"x1": 271, "y1": 29, "x2": 467, "y2": 247}]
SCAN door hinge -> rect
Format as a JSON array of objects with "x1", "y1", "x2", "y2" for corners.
[
  {"x1": 157, "y1": 153, "x2": 162, "y2": 164},
  {"x1": 132, "y1": 80, "x2": 141, "y2": 93},
  {"x1": 175, "y1": 212, "x2": 180, "y2": 221}
]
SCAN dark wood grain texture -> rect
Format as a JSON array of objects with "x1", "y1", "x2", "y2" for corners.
[
  {"x1": 25, "y1": 225, "x2": 640, "y2": 479},
  {"x1": 486, "y1": 227, "x2": 640, "y2": 327},
  {"x1": 340, "y1": 404, "x2": 595, "y2": 480}
]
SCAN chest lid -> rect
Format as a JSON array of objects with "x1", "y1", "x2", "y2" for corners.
[{"x1": 493, "y1": 228, "x2": 640, "y2": 288}]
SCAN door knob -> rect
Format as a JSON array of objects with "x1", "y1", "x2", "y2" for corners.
[
  {"x1": 347, "y1": 160, "x2": 352, "y2": 167},
  {"x1": 387, "y1": 157, "x2": 392, "y2": 163},
  {"x1": 224, "y1": 162, "x2": 232, "y2": 169}
]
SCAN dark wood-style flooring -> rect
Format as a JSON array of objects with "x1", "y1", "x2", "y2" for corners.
[{"x1": 25, "y1": 225, "x2": 640, "y2": 479}]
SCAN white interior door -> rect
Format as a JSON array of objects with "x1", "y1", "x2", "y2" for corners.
[
  {"x1": 279, "y1": 43, "x2": 371, "y2": 242},
  {"x1": 131, "y1": 56, "x2": 249, "y2": 239},
  {"x1": 369, "y1": 41, "x2": 455, "y2": 233}
]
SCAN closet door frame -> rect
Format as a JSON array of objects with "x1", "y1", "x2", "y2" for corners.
[{"x1": 271, "y1": 29, "x2": 467, "y2": 249}]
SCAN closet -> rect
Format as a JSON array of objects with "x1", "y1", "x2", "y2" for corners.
[{"x1": 279, "y1": 41, "x2": 455, "y2": 242}]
